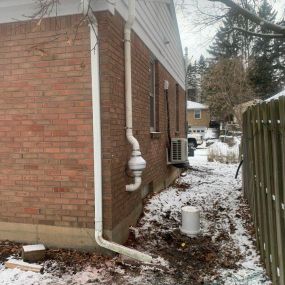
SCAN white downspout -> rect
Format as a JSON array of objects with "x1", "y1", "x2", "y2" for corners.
[
  {"x1": 82, "y1": 0, "x2": 152, "y2": 263},
  {"x1": 124, "y1": 0, "x2": 146, "y2": 192}
]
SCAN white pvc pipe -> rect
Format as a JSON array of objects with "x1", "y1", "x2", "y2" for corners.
[
  {"x1": 180, "y1": 206, "x2": 200, "y2": 237},
  {"x1": 125, "y1": 0, "x2": 146, "y2": 192},
  {"x1": 125, "y1": 176, "x2": 142, "y2": 192},
  {"x1": 82, "y1": 0, "x2": 152, "y2": 263}
]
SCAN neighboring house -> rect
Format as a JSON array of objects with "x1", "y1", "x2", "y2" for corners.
[
  {"x1": 0, "y1": 0, "x2": 186, "y2": 254},
  {"x1": 187, "y1": 101, "x2": 210, "y2": 131}
]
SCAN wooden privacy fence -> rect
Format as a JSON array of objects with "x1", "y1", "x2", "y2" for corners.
[{"x1": 242, "y1": 97, "x2": 285, "y2": 285}]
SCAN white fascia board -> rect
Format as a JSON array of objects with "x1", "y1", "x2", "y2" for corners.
[{"x1": 0, "y1": 0, "x2": 114, "y2": 24}]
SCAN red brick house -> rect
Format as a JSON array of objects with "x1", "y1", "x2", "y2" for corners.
[{"x1": 0, "y1": 0, "x2": 186, "y2": 259}]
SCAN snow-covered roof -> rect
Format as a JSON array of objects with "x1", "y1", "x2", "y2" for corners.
[
  {"x1": 265, "y1": 89, "x2": 285, "y2": 102},
  {"x1": 187, "y1": 101, "x2": 209, "y2": 110}
]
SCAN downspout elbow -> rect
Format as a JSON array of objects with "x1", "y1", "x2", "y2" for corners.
[
  {"x1": 95, "y1": 230, "x2": 152, "y2": 263},
  {"x1": 87, "y1": 0, "x2": 152, "y2": 263}
]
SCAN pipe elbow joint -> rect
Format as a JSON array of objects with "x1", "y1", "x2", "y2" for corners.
[
  {"x1": 126, "y1": 134, "x2": 140, "y2": 150},
  {"x1": 126, "y1": 176, "x2": 142, "y2": 192}
]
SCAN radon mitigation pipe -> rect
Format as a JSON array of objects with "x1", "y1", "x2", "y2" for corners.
[
  {"x1": 124, "y1": 0, "x2": 146, "y2": 192},
  {"x1": 82, "y1": 0, "x2": 152, "y2": 263}
]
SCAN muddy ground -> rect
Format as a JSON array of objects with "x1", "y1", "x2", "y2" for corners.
[{"x1": 0, "y1": 152, "x2": 270, "y2": 285}]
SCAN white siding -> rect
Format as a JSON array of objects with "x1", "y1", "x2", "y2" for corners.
[
  {"x1": 116, "y1": 0, "x2": 185, "y2": 88},
  {"x1": 0, "y1": 0, "x2": 185, "y2": 88}
]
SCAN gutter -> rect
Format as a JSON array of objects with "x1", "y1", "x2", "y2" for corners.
[{"x1": 81, "y1": 0, "x2": 152, "y2": 263}]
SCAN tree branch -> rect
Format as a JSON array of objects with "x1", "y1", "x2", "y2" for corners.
[
  {"x1": 224, "y1": 27, "x2": 285, "y2": 39},
  {"x1": 209, "y1": 0, "x2": 285, "y2": 35}
]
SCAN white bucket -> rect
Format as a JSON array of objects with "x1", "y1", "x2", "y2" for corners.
[{"x1": 180, "y1": 206, "x2": 200, "y2": 237}]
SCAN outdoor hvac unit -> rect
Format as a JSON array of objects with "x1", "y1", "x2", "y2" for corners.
[{"x1": 170, "y1": 138, "x2": 188, "y2": 164}]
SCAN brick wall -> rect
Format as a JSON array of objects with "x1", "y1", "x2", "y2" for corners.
[
  {"x1": 0, "y1": 11, "x2": 186, "y2": 246},
  {"x1": 98, "y1": 11, "x2": 186, "y2": 235},
  {"x1": 187, "y1": 109, "x2": 210, "y2": 128},
  {"x1": 0, "y1": 15, "x2": 94, "y2": 229}
]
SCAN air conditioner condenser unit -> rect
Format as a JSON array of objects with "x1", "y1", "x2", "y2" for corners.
[{"x1": 170, "y1": 138, "x2": 188, "y2": 164}]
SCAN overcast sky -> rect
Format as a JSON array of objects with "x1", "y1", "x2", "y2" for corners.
[{"x1": 176, "y1": 0, "x2": 285, "y2": 61}]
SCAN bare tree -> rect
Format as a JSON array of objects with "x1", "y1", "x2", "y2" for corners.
[
  {"x1": 28, "y1": 0, "x2": 60, "y2": 20},
  {"x1": 201, "y1": 57, "x2": 255, "y2": 125},
  {"x1": 178, "y1": 0, "x2": 285, "y2": 39}
]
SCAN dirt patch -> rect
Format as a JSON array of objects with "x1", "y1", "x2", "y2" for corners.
[
  {"x1": 43, "y1": 249, "x2": 111, "y2": 276},
  {"x1": 172, "y1": 181, "x2": 191, "y2": 191},
  {"x1": 0, "y1": 240, "x2": 22, "y2": 263},
  {"x1": 123, "y1": 226, "x2": 242, "y2": 284},
  {"x1": 0, "y1": 241, "x2": 111, "y2": 277}
]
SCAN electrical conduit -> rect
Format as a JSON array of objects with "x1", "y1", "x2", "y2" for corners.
[{"x1": 82, "y1": 0, "x2": 152, "y2": 263}]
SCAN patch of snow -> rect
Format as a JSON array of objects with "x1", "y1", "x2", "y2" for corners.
[
  {"x1": 187, "y1": 100, "x2": 208, "y2": 110},
  {"x1": 204, "y1": 128, "x2": 219, "y2": 140},
  {"x1": 0, "y1": 267, "x2": 64, "y2": 285},
  {"x1": 208, "y1": 140, "x2": 240, "y2": 163},
  {"x1": 265, "y1": 89, "x2": 285, "y2": 102},
  {"x1": 22, "y1": 244, "x2": 45, "y2": 252}
]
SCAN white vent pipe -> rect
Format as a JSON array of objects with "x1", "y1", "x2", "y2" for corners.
[
  {"x1": 124, "y1": 0, "x2": 146, "y2": 192},
  {"x1": 82, "y1": 0, "x2": 152, "y2": 263},
  {"x1": 180, "y1": 206, "x2": 200, "y2": 237}
]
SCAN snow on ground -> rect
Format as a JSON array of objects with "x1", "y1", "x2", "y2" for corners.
[
  {"x1": 208, "y1": 138, "x2": 240, "y2": 163},
  {"x1": 0, "y1": 145, "x2": 271, "y2": 284}
]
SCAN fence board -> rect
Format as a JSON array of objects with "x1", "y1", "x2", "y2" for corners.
[
  {"x1": 270, "y1": 100, "x2": 285, "y2": 284},
  {"x1": 242, "y1": 98, "x2": 285, "y2": 285},
  {"x1": 247, "y1": 108, "x2": 259, "y2": 244},
  {"x1": 256, "y1": 104, "x2": 271, "y2": 275},
  {"x1": 252, "y1": 107, "x2": 264, "y2": 258},
  {"x1": 261, "y1": 102, "x2": 278, "y2": 283},
  {"x1": 279, "y1": 96, "x2": 285, "y2": 242}
]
